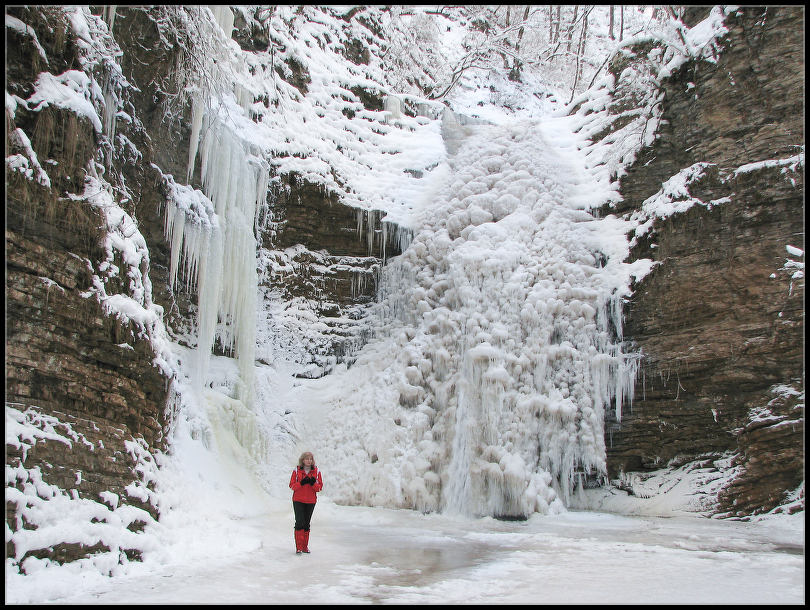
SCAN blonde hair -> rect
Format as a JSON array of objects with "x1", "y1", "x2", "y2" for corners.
[{"x1": 298, "y1": 451, "x2": 316, "y2": 469}]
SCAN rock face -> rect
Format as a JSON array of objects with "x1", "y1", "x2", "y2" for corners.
[
  {"x1": 606, "y1": 7, "x2": 804, "y2": 516},
  {"x1": 260, "y1": 174, "x2": 407, "y2": 376},
  {"x1": 6, "y1": 6, "x2": 168, "y2": 565}
]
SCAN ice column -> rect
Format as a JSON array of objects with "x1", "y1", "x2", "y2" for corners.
[
  {"x1": 200, "y1": 111, "x2": 269, "y2": 407},
  {"x1": 167, "y1": 104, "x2": 268, "y2": 408},
  {"x1": 208, "y1": 5, "x2": 234, "y2": 39},
  {"x1": 186, "y1": 94, "x2": 204, "y2": 183},
  {"x1": 362, "y1": 120, "x2": 647, "y2": 517},
  {"x1": 103, "y1": 6, "x2": 116, "y2": 31},
  {"x1": 443, "y1": 383, "x2": 473, "y2": 515},
  {"x1": 384, "y1": 95, "x2": 402, "y2": 124}
]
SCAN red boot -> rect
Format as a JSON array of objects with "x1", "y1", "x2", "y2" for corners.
[
  {"x1": 294, "y1": 530, "x2": 304, "y2": 554},
  {"x1": 302, "y1": 530, "x2": 310, "y2": 554}
]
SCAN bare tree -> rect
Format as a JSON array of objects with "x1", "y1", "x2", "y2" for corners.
[
  {"x1": 555, "y1": 6, "x2": 561, "y2": 43},
  {"x1": 511, "y1": 5, "x2": 532, "y2": 81},
  {"x1": 382, "y1": 5, "x2": 674, "y2": 105},
  {"x1": 549, "y1": 5, "x2": 554, "y2": 43},
  {"x1": 567, "y1": 6, "x2": 578, "y2": 53},
  {"x1": 569, "y1": 6, "x2": 592, "y2": 103}
]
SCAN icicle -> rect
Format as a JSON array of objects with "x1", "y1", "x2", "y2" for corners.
[
  {"x1": 186, "y1": 93, "x2": 205, "y2": 184},
  {"x1": 366, "y1": 210, "x2": 375, "y2": 256},
  {"x1": 183, "y1": 220, "x2": 206, "y2": 293},
  {"x1": 102, "y1": 88, "x2": 117, "y2": 141},
  {"x1": 192, "y1": 107, "x2": 266, "y2": 408},
  {"x1": 195, "y1": 220, "x2": 223, "y2": 395},
  {"x1": 443, "y1": 386, "x2": 472, "y2": 515},
  {"x1": 104, "y1": 6, "x2": 116, "y2": 32},
  {"x1": 234, "y1": 82, "x2": 253, "y2": 116},
  {"x1": 254, "y1": 159, "x2": 270, "y2": 232},
  {"x1": 209, "y1": 5, "x2": 234, "y2": 39},
  {"x1": 384, "y1": 95, "x2": 402, "y2": 124},
  {"x1": 168, "y1": 205, "x2": 186, "y2": 289},
  {"x1": 356, "y1": 208, "x2": 364, "y2": 245},
  {"x1": 199, "y1": 113, "x2": 215, "y2": 194},
  {"x1": 164, "y1": 104, "x2": 266, "y2": 409}
]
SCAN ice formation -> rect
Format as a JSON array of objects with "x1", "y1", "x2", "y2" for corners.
[
  {"x1": 162, "y1": 8, "x2": 270, "y2": 409},
  {"x1": 306, "y1": 115, "x2": 654, "y2": 518}
]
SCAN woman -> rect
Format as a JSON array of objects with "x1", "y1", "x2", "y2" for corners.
[{"x1": 289, "y1": 451, "x2": 323, "y2": 554}]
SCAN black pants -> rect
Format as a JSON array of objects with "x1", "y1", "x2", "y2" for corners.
[{"x1": 293, "y1": 501, "x2": 316, "y2": 531}]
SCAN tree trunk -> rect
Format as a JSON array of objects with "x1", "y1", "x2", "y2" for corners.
[
  {"x1": 555, "y1": 6, "x2": 561, "y2": 43},
  {"x1": 609, "y1": 5, "x2": 615, "y2": 40},
  {"x1": 549, "y1": 6, "x2": 553, "y2": 43},
  {"x1": 516, "y1": 5, "x2": 530, "y2": 48},
  {"x1": 578, "y1": 12, "x2": 589, "y2": 71},
  {"x1": 567, "y1": 6, "x2": 578, "y2": 53},
  {"x1": 510, "y1": 5, "x2": 531, "y2": 81},
  {"x1": 569, "y1": 9, "x2": 590, "y2": 103}
]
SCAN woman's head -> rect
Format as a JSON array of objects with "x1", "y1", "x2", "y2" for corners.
[{"x1": 298, "y1": 451, "x2": 315, "y2": 468}]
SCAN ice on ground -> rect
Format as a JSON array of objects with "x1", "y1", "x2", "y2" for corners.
[{"x1": 8, "y1": 500, "x2": 803, "y2": 605}]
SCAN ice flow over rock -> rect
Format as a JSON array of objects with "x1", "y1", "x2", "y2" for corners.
[{"x1": 305, "y1": 116, "x2": 653, "y2": 518}]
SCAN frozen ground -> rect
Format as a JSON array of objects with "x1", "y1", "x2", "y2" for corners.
[{"x1": 17, "y1": 500, "x2": 804, "y2": 605}]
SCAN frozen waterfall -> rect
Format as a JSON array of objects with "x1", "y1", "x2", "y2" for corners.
[{"x1": 301, "y1": 115, "x2": 653, "y2": 518}]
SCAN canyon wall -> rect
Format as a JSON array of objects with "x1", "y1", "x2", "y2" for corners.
[
  {"x1": 6, "y1": 6, "x2": 170, "y2": 565},
  {"x1": 606, "y1": 6, "x2": 804, "y2": 516}
]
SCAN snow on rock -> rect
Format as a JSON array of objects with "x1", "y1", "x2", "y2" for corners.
[
  {"x1": 6, "y1": 125, "x2": 52, "y2": 187},
  {"x1": 627, "y1": 162, "x2": 719, "y2": 243},
  {"x1": 5, "y1": 405, "x2": 162, "y2": 591},
  {"x1": 735, "y1": 153, "x2": 805, "y2": 176},
  {"x1": 569, "y1": 453, "x2": 741, "y2": 516},
  {"x1": 26, "y1": 70, "x2": 103, "y2": 134},
  {"x1": 655, "y1": 5, "x2": 731, "y2": 79},
  {"x1": 6, "y1": 14, "x2": 48, "y2": 62},
  {"x1": 77, "y1": 176, "x2": 177, "y2": 379}
]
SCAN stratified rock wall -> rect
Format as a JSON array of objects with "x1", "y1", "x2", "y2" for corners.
[
  {"x1": 6, "y1": 6, "x2": 168, "y2": 565},
  {"x1": 259, "y1": 173, "x2": 407, "y2": 377},
  {"x1": 608, "y1": 7, "x2": 804, "y2": 516}
]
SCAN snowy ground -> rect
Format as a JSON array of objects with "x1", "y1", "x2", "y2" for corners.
[{"x1": 16, "y1": 500, "x2": 803, "y2": 605}]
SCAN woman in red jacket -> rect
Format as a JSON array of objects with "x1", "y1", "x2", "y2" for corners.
[{"x1": 289, "y1": 451, "x2": 323, "y2": 554}]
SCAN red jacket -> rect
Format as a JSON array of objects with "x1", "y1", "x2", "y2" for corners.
[{"x1": 289, "y1": 466, "x2": 323, "y2": 503}]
